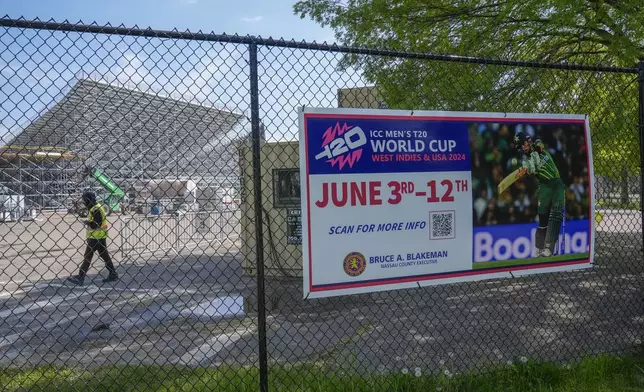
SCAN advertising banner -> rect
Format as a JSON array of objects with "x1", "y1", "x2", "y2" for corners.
[{"x1": 299, "y1": 107, "x2": 595, "y2": 299}]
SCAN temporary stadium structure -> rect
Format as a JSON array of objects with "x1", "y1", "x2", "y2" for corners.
[
  {"x1": 0, "y1": 77, "x2": 259, "y2": 211},
  {"x1": 0, "y1": 145, "x2": 86, "y2": 211}
]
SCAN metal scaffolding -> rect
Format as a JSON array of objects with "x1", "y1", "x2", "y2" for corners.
[{"x1": 1, "y1": 78, "x2": 252, "y2": 211}]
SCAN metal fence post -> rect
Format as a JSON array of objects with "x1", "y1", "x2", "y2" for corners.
[
  {"x1": 638, "y1": 60, "x2": 644, "y2": 251},
  {"x1": 176, "y1": 214, "x2": 180, "y2": 252},
  {"x1": 249, "y1": 41, "x2": 269, "y2": 392}
]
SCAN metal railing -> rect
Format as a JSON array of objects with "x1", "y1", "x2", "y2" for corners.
[{"x1": 120, "y1": 209, "x2": 241, "y2": 259}]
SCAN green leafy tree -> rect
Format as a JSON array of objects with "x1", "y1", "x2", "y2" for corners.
[{"x1": 293, "y1": 0, "x2": 643, "y2": 182}]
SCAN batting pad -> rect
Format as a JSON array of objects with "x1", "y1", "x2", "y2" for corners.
[
  {"x1": 546, "y1": 201, "x2": 565, "y2": 253},
  {"x1": 535, "y1": 226, "x2": 547, "y2": 250}
]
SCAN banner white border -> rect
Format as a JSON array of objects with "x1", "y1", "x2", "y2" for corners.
[{"x1": 298, "y1": 107, "x2": 595, "y2": 299}]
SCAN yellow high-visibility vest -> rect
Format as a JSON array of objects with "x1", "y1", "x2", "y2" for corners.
[{"x1": 86, "y1": 203, "x2": 109, "y2": 239}]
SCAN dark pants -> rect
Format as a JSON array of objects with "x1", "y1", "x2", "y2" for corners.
[
  {"x1": 79, "y1": 238, "x2": 116, "y2": 278},
  {"x1": 534, "y1": 178, "x2": 566, "y2": 253}
]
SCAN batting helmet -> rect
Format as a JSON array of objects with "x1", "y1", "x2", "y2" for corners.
[{"x1": 513, "y1": 131, "x2": 532, "y2": 151}]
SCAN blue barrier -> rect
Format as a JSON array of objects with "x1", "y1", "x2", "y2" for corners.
[{"x1": 473, "y1": 219, "x2": 591, "y2": 263}]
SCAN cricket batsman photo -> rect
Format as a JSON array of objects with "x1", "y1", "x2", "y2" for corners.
[
  {"x1": 507, "y1": 131, "x2": 566, "y2": 257},
  {"x1": 470, "y1": 120, "x2": 592, "y2": 269}
]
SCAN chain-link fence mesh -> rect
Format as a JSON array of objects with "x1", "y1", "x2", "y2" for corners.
[{"x1": 0, "y1": 17, "x2": 642, "y2": 391}]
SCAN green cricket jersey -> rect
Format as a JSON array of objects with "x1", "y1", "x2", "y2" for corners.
[
  {"x1": 524, "y1": 139, "x2": 561, "y2": 182},
  {"x1": 520, "y1": 139, "x2": 565, "y2": 215}
]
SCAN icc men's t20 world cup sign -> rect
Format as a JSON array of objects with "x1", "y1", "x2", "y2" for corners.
[{"x1": 298, "y1": 107, "x2": 595, "y2": 299}]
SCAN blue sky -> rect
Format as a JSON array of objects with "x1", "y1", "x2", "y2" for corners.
[
  {"x1": 1, "y1": 0, "x2": 336, "y2": 43},
  {"x1": 0, "y1": 0, "x2": 367, "y2": 143}
]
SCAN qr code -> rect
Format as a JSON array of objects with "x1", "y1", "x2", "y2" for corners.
[{"x1": 430, "y1": 210, "x2": 455, "y2": 240}]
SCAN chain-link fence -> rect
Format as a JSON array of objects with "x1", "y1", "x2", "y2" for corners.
[{"x1": 0, "y1": 16, "x2": 642, "y2": 391}]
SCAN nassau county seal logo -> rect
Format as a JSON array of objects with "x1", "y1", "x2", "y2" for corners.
[{"x1": 343, "y1": 252, "x2": 367, "y2": 277}]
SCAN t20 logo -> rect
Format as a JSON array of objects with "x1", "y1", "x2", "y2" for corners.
[{"x1": 314, "y1": 122, "x2": 367, "y2": 170}]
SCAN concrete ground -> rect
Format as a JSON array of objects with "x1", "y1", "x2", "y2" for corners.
[{"x1": 0, "y1": 209, "x2": 641, "y2": 377}]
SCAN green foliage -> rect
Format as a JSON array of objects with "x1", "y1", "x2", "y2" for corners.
[
  {"x1": 293, "y1": 0, "x2": 644, "y2": 65},
  {"x1": 293, "y1": 0, "x2": 643, "y2": 177}
]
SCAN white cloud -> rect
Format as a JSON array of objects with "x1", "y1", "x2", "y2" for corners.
[
  {"x1": 118, "y1": 52, "x2": 144, "y2": 84},
  {"x1": 242, "y1": 16, "x2": 263, "y2": 23},
  {"x1": 109, "y1": 52, "x2": 163, "y2": 94}
]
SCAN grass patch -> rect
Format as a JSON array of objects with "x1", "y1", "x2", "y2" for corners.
[
  {"x1": 595, "y1": 211, "x2": 604, "y2": 225},
  {"x1": 473, "y1": 252, "x2": 589, "y2": 270},
  {"x1": 1, "y1": 353, "x2": 643, "y2": 391}
]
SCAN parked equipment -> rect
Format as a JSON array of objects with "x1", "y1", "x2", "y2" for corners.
[{"x1": 69, "y1": 166, "x2": 128, "y2": 216}]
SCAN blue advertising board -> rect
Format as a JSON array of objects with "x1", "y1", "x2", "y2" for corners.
[{"x1": 473, "y1": 219, "x2": 591, "y2": 263}]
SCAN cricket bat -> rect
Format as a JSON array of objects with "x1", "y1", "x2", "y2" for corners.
[{"x1": 497, "y1": 167, "x2": 527, "y2": 195}]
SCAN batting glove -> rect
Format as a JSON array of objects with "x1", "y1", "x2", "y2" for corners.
[{"x1": 523, "y1": 158, "x2": 536, "y2": 174}]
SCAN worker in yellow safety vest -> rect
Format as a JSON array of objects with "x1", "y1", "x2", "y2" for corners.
[{"x1": 66, "y1": 190, "x2": 118, "y2": 286}]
